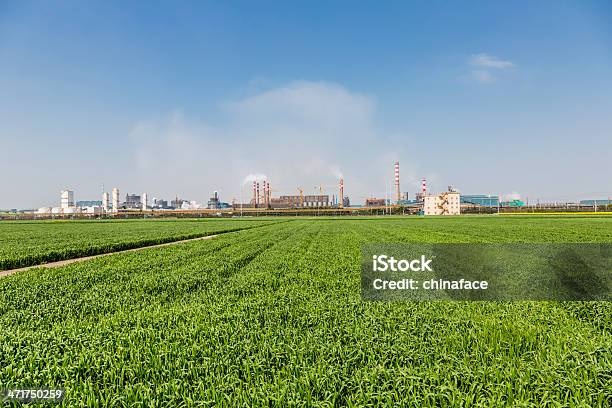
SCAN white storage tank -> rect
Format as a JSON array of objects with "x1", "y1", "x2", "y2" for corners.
[{"x1": 112, "y1": 187, "x2": 119, "y2": 212}]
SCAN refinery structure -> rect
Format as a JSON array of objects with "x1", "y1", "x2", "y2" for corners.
[{"x1": 4, "y1": 160, "x2": 609, "y2": 219}]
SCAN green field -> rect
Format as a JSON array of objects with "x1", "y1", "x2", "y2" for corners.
[
  {"x1": 0, "y1": 219, "x2": 278, "y2": 270},
  {"x1": 1, "y1": 216, "x2": 611, "y2": 406}
]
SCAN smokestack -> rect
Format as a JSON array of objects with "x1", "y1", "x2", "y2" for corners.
[
  {"x1": 394, "y1": 161, "x2": 400, "y2": 203},
  {"x1": 256, "y1": 182, "x2": 260, "y2": 208},
  {"x1": 339, "y1": 178, "x2": 344, "y2": 208},
  {"x1": 253, "y1": 181, "x2": 257, "y2": 208},
  {"x1": 142, "y1": 193, "x2": 148, "y2": 211},
  {"x1": 422, "y1": 179, "x2": 427, "y2": 196}
]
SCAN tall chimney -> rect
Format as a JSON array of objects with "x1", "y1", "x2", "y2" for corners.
[
  {"x1": 253, "y1": 181, "x2": 257, "y2": 208},
  {"x1": 394, "y1": 161, "x2": 400, "y2": 203},
  {"x1": 422, "y1": 178, "x2": 427, "y2": 196},
  {"x1": 339, "y1": 178, "x2": 344, "y2": 208},
  {"x1": 256, "y1": 182, "x2": 260, "y2": 208}
]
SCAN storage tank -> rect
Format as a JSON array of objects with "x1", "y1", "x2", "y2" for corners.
[
  {"x1": 112, "y1": 188, "x2": 119, "y2": 212},
  {"x1": 102, "y1": 192, "x2": 109, "y2": 212}
]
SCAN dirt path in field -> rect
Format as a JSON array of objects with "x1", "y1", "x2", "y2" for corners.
[{"x1": 0, "y1": 234, "x2": 220, "y2": 278}]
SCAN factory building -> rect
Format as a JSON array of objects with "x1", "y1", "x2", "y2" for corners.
[
  {"x1": 83, "y1": 206, "x2": 104, "y2": 214},
  {"x1": 501, "y1": 199, "x2": 524, "y2": 207},
  {"x1": 267, "y1": 195, "x2": 330, "y2": 208},
  {"x1": 580, "y1": 199, "x2": 612, "y2": 206},
  {"x1": 171, "y1": 197, "x2": 186, "y2": 209},
  {"x1": 233, "y1": 178, "x2": 343, "y2": 209},
  {"x1": 208, "y1": 191, "x2": 220, "y2": 209},
  {"x1": 151, "y1": 198, "x2": 169, "y2": 209},
  {"x1": 365, "y1": 198, "x2": 387, "y2": 207},
  {"x1": 76, "y1": 200, "x2": 102, "y2": 207},
  {"x1": 307, "y1": 195, "x2": 329, "y2": 207},
  {"x1": 124, "y1": 194, "x2": 142, "y2": 210},
  {"x1": 424, "y1": 190, "x2": 461, "y2": 215},
  {"x1": 60, "y1": 190, "x2": 74, "y2": 209},
  {"x1": 76, "y1": 200, "x2": 104, "y2": 215},
  {"x1": 207, "y1": 191, "x2": 230, "y2": 209},
  {"x1": 461, "y1": 195, "x2": 499, "y2": 207},
  {"x1": 235, "y1": 194, "x2": 337, "y2": 209}
]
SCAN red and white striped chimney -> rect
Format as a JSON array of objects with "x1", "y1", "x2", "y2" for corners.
[
  {"x1": 421, "y1": 178, "x2": 427, "y2": 196},
  {"x1": 339, "y1": 178, "x2": 344, "y2": 208},
  {"x1": 394, "y1": 161, "x2": 400, "y2": 203},
  {"x1": 256, "y1": 182, "x2": 260, "y2": 207}
]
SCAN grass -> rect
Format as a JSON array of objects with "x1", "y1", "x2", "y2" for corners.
[{"x1": 0, "y1": 216, "x2": 610, "y2": 406}]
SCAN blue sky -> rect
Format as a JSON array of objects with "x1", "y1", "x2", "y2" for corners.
[{"x1": 1, "y1": 1, "x2": 611, "y2": 208}]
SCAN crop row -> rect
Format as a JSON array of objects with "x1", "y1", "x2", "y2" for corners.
[
  {"x1": 0, "y1": 219, "x2": 280, "y2": 270},
  {"x1": 0, "y1": 218, "x2": 610, "y2": 405}
]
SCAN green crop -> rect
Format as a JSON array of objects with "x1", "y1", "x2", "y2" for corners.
[
  {"x1": 0, "y1": 219, "x2": 279, "y2": 270},
  {"x1": 0, "y1": 216, "x2": 610, "y2": 406}
]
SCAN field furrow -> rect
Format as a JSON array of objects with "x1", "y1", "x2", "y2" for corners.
[
  {"x1": 0, "y1": 219, "x2": 280, "y2": 270},
  {"x1": 0, "y1": 217, "x2": 610, "y2": 406}
]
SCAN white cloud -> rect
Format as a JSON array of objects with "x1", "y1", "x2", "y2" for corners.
[
  {"x1": 128, "y1": 81, "x2": 415, "y2": 203},
  {"x1": 471, "y1": 70, "x2": 495, "y2": 84},
  {"x1": 470, "y1": 53, "x2": 515, "y2": 69},
  {"x1": 467, "y1": 53, "x2": 516, "y2": 85}
]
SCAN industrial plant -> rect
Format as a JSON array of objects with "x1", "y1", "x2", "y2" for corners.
[{"x1": 1, "y1": 160, "x2": 608, "y2": 219}]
